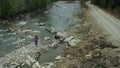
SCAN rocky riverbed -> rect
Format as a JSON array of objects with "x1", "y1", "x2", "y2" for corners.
[
  {"x1": 0, "y1": 25, "x2": 81, "y2": 68},
  {"x1": 0, "y1": 1, "x2": 80, "y2": 57},
  {"x1": 0, "y1": 1, "x2": 81, "y2": 68}
]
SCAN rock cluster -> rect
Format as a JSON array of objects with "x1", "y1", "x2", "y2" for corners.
[
  {"x1": 46, "y1": 27, "x2": 80, "y2": 47},
  {"x1": 0, "y1": 42, "x2": 52, "y2": 68},
  {"x1": 0, "y1": 25, "x2": 80, "y2": 68}
]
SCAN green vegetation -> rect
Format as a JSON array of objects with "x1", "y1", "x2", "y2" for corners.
[
  {"x1": 79, "y1": 0, "x2": 88, "y2": 7},
  {"x1": 91, "y1": 0, "x2": 120, "y2": 18},
  {"x1": 0, "y1": 0, "x2": 60, "y2": 19}
]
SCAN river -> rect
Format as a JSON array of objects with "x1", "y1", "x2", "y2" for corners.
[{"x1": 0, "y1": 1, "x2": 80, "y2": 61}]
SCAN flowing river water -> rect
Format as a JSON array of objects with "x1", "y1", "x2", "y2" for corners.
[{"x1": 0, "y1": 1, "x2": 80, "y2": 64}]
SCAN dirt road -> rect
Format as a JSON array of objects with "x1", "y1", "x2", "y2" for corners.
[{"x1": 87, "y1": 2, "x2": 120, "y2": 47}]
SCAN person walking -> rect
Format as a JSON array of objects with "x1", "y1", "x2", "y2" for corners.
[{"x1": 35, "y1": 35, "x2": 38, "y2": 47}]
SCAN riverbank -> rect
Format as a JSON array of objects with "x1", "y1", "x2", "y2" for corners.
[
  {"x1": 52, "y1": 7, "x2": 120, "y2": 68},
  {"x1": 0, "y1": 4, "x2": 49, "y2": 24}
]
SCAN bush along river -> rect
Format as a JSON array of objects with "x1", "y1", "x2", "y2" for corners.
[{"x1": 0, "y1": 1, "x2": 80, "y2": 67}]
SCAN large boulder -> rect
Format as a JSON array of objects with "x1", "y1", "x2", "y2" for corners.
[
  {"x1": 55, "y1": 31, "x2": 67, "y2": 39},
  {"x1": 55, "y1": 55, "x2": 62, "y2": 60},
  {"x1": 68, "y1": 39, "x2": 77, "y2": 47},
  {"x1": 64, "y1": 36, "x2": 74, "y2": 42},
  {"x1": 64, "y1": 36, "x2": 81, "y2": 47},
  {"x1": 68, "y1": 39, "x2": 81, "y2": 47}
]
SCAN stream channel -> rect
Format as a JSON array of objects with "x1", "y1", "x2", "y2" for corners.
[{"x1": 0, "y1": 1, "x2": 80, "y2": 66}]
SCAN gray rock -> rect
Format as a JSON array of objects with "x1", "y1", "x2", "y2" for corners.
[
  {"x1": 68, "y1": 39, "x2": 77, "y2": 47},
  {"x1": 32, "y1": 61, "x2": 41, "y2": 68},
  {"x1": 51, "y1": 42, "x2": 58, "y2": 48},
  {"x1": 38, "y1": 23, "x2": 46, "y2": 26},
  {"x1": 64, "y1": 36, "x2": 74, "y2": 42},
  {"x1": 46, "y1": 27, "x2": 57, "y2": 34},
  {"x1": 32, "y1": 20, "x2": 37, "y2": 22},
  {"x1": 43, "y1": 36, "x2": 50, "y2": 40},
  {"x1": 85, "y1": 53, "x2": 93, "y2": 60},
  {"x1": 55, "y1": 31, "x2": 67, "y2": 39},
  {"x1": 55, "y1": 55, "x2": 62, "y2": 60}
]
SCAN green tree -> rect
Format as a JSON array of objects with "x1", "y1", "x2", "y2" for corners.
[
  {"x1": 0, "y1": 0, "x2": 61, "y2": 18},
  {"x1": 0, "y1": 0, "x2": 11, "y2": 17},
  {"x1": 79, "y1": 0, "x2": 88, "y2": 7}
]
